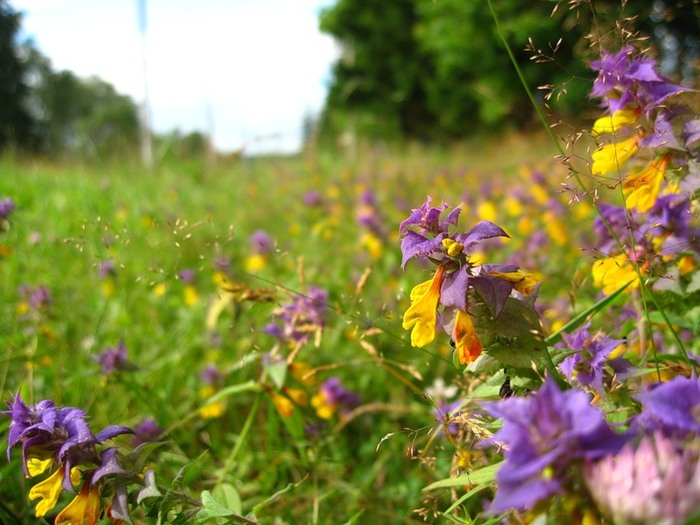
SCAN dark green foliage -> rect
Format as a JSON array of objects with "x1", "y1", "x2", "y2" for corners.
[
  {"x1": 319, "y1": 0, "x2": 437, "y2": 141},
  {"x1": 318, "y1": 0, "x2": 698, "y2": 143},
  {"x1": 0, "y1": 0, "x2": 40, "y2": 151}
]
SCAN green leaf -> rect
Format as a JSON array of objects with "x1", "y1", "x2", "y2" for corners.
[
  {"x1": 266, "y1": 361, "x2": 288, "y2": 389},
  {"x1": 476, "y1": 298, "x2": 548, "y2": 369},
  {"x1": 196, "y1": 490, "x2": 239, "y2": 522},
  {"x1": 423, "y1": 462, "x2": 501, "y2": 491},
  {"x1": 212, "y1": 483, "x2": 242, "y2": 515},
  {"x1": 545, "y1": 280, "x2": 633, "y2": 345},
  {"x1": 251, "y1": 477, "x2": 306, "y2": 516}
]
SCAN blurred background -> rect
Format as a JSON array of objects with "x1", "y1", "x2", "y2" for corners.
[{"x1": 1, "y1": 0, "x2": 698, "y2": 161}]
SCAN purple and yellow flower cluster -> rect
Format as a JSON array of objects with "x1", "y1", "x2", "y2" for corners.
[
  {"x1": 5, "y1": 394, "x2": 137, "y2": 523},
  {"x1": 399, "y1": 197, "x2": 539, "y2": 364},
  {"x1": 589, "y1": 46, "x2": 699, "y2": 294}
]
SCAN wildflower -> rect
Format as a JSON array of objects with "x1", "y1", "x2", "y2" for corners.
[
  {"x1": 481, "y1": 377, "x2": 625, "y2": 513},
  {"x1": 0, "y1": 197, "x2": 16, "y2": 219},
  {"x1": 94, "y1": 340, "x2": 131, "y2": 374},
  {"x1": 0, "y1": 197, "x2": 16, "y2": 232},
  {"x1": 28, "y1": 467, "x2": 67, "y2": 516},
  {"x1": 303, "y1": 190, "x2": 323, "y2": 207},
  {"x1": 263, "y1": 286, "x2": 328, "y2": 349},
  {"x1": 54, "y1": 481, "x2": 101, "y2": 525},
  {"x1": 19, "y1": 284, "x2": 52, "y2": 312},
  {"x1": 558, "y1": 323, "x2": 624, "y2": 394},
  {"x1": 131, "y1": 418, "x2": 164, "y2": 447},
  {"x1": 623, "y1": 154, "x2": 670, "y2": 212},
  {"x1": 311, "y1": 377, "x2": 360, "y2": 420},
  {"x1": 434, "y1": 399, "x2": 462, "y2": 437},
  {"x1": 244, "y1": 253, "x2": 267, "y2": 272},
  {"x1": 356, "y1": 188, "x2": 385, "y2": 237},
  {"x1": 584, "y1": 433, "x2": 700, "y2": 525},
  {"x1": 402, "y1": 265, "x2": 447, "y2": 347},
  {"x1": 399, "y1": 197, "x2": 539, "y2": 364},
  {"x1": 591, "y1": 109, "x2": 640, "y2": 136},
  {"x1": 590, "y1": 46, "x2": 688, "y2": 115},
  {"x1": 250, "y1": 229, "x2": 273, "y2": 255},
  {"x1": 4, "y1": 395, "x2": 133, "y2": 519},
  {"x1": 179, "y1": 268, "x2": 198, "y2": 305},
  {"x1": 633, "y1": 375, "x2": 700, "y2": 439},
  {"x1": 591, "y1": 135, "x2": 640, "y2": 176},
  {"x1": 592, "y1": 253, "x2": 639, "y2": 295}
]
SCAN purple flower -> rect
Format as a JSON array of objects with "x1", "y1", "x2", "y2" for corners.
[
  {"x1": 4, "y1": 394, "x2": 131, "y2": 487},
  {"x1": 98, "y1": 260, "x2": 117, "y2": 279},
  {"x1": 19, "y1": 284, "x2": 52, "y2": 310},
  {"x1": 584, "y1": 433, "x2": 700, "y2": 525},
  {"x1": 590, "y1": 46, "x2": 688, "y2": 115},
  {"x1": 131, "y1": 418, "x2": 164, "y2": 447},
  {"x1": 647, "y1": 194, "x2": 697, "y2": 255},
  {"x1": 558, "y1": 323, "x2": 624, "y2": 394},
  {"x1": 399, "y1": 197, "x2": 507, "y2": 269},
  {"x1": 634, "y1": 375, "x2": 700, "y2": 439},
  {"x1": 200, "y1": 364, "x2": 223, "y2": 386},
  {"x1": 178, "y1": 268, "x2": 196, "y2": 284},
  {"x1": 212, "y1": 256, "x2": 232, "y2": 274},
  {"x1": 593, "y1": 203, "x2": 642, "y2": 254},
  {"x1": 319, "y1": 377, "x2": 360, "y2": 408},
  {"x1": 250, "y1": 229, "x2": 273, "y2": 255},
  {"x1": 94, "y1": 340, "x2": 131, "y2": 374},
  {"x1": 481, "y1": 377, "x2": 625, "y2": 513},
  {"x1": 356, "y1": 189, "x2": 384, "y2": 236},
  {"x1": 0, "y1": 197, "x2": 16, "y2": 220},
  {"x1": 434, "y1": 399, "x2": 462, "y2": 437},
  {"x1": 264, "y1": 286, "x2": 329, "y2": 347},
  {"x1": 302, "y1": 190, "x2": 323, "y2": 207}
]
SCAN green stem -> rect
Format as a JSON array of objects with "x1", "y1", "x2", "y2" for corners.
[{"x1": 215, "y1": 391, "x2": 262, "y2": 488}]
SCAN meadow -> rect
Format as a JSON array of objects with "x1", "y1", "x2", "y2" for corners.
[{"x1": 2, "y1": 40, "x2": 700, "y2": 525}]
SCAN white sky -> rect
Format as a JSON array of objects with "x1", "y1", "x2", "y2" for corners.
[{"x1": 12, "y1": 0, "x2": 340, "y2": 154}]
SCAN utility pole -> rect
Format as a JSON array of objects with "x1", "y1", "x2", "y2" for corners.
[{"x1": 137, "y1": 0, "x2": 153, "y2": 168}]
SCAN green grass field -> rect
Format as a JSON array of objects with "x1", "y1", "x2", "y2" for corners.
[{"x1": 3, "y1": 108, "x2": 699, "y2": 524}]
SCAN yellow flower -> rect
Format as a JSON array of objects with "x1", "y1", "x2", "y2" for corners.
[
  {"x1": 244, "y1": 254, "x2": 267, "y2": 272},
  {"x1": 622, "y1": 154, "x2": 669, "y2": 212},
  {"x1": 361, "y1": 232, "x2": 383, "y2": 260},
  {"x1": 27, "y1": 457, "x2": 53, "y2": 477},
  {"x1": 678, "y1": 255, "x2": 697, "y2": 276},
  {"x1": 270, "y1": 392, "x2": 295, "y2": 417},
  {"x1": 543, "y1": 211, "x2": 569, "y2": 246},
  {"x1": 452, "y1": 309, "x2": 482, "y2": 365},
  {"x1": 504, "y1": 195, "x2": 523, "y2": 217},
  {"x1": 402, "y1": 265, "x2": 447, "y2": 347},
  {"x1": 477, "y1": 201, "x2": 497, "y2": 222},
  {"x1": 486, "y1": 269, "x2": 540, "y2": 295},
  {"x1": 184, "y1": 285, "x2": 199, "y2": 306},
  {"x1": 591, "y1": 136, "x2": 639, "y2": 176},
  {"x1": 100, "y1": 279, "x2": 115, "y2": 297},
  {"x1": 311, "y1": 392, "x2": 335, "y2": 420},
  {"x1": 591, "y1": 109, "x2": 639, "y2": 136},
  {"x1": 29, "y1": 468, "x2": 64, "y2": 517},
  {"x1": 591, "y1": 254, "x2": 638, "y2": 295},
  {"x1": 153, "y1": 282, "x2": 167, "y2": 297},
  {"x1": 54, "y1": 483, "x2": 101, "y2": 525},
  {"x1": 283, "y1": 387, "x2": 308, "y2": 407}
]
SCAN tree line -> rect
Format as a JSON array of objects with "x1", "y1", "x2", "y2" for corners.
[
  {"x1": 317, "y1": 0, "x2": 699, "y2": 144},
  {"x1": 1, "y1": 0, "x2": 697, "y2": 158}
]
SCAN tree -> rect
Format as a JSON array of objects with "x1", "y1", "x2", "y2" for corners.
[
  {"x1": 319, "y1": 0, "x2": 437, "y2": 141},
  {"x1": 31, "y1": 68, "x2": 139, "y2": 159},
  {"x1": 0, "y1": 0, "x2": 39, "y2": 151},
  {"x1": 318, "y1": 0, "x2": 698, "y2": 144}
]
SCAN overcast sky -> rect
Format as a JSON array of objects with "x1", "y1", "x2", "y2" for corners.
[{"x1": 12, "y1": 0, "x2": 340, "y2": 154}]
